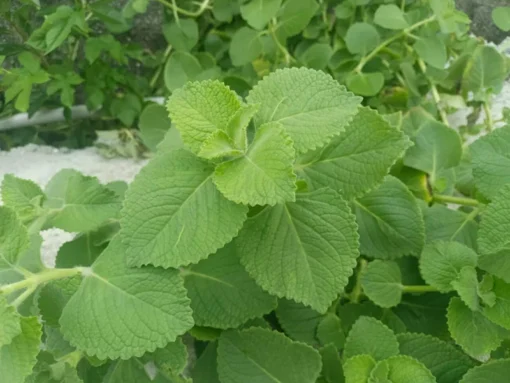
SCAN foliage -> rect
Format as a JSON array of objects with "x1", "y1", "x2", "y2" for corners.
[{"x1": 2, "y1": 64, "x2": 510, "y2": 382}]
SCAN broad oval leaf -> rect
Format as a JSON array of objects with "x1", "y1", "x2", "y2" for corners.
[
  {"x1": 460, "y1": 359, "x2": 510, "y2": 383},
  {"x1": 346, "y1": 71, "x2": 384, "y2": 97},
  {"x1": 138, "y1": 103, "x2": 172, "y2": 152},
  {"x1": 462, "y1": 45, "x2": 507, "y2": 95},
  {"x1": 229, "y1": 27, "x2": 264, "y2": 66},
  {"x1": 374, "y1": 4, "x2": 409, "y2": 30},
  {"x1": 478, "y1": 184, "x2": 510, "y2": 255},
  {"x1": 492, "y1": 7, "x2": 510, "y2": 31},
  {"x1": 276, "y1": 0, "x2": 319, "y2": 37},
  {"x1": 361, "y1": 260, "x2": 403, "y2": 308},
  {"x1": 240, "y1": 0, "x2": 282, "y2": 30},
  {"x1": 345, "y1": 22, "x2": 380, "y2": 55},
  {"x1": 163, "y1": 19, "x2": 199, "y2": 52}
]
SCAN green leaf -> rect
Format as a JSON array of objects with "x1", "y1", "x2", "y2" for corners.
[
  {"x1": 478, "y1": 184, "x2": 510, "y2": 254},
  {"x1": 319, "y1": 343, "x2": 344, "y2": 383},
  {"x1": 471, "y1": 127, "x2": 510, "y2": 199},
  {"x1": 404, "y1": 121, "x2": 462, "y2": 181},
  {"x1": 164, "y1": 52, "x2": 202, "y2": 92},
  {"x1": 275, "y1": 299, "x2": 324, "y2": 346},
  {"x1": 90, "y1": 3, "x2": 131, "y2": 34},
  {"x1": 0, "y1": 295, "x2": 20, "y2": 347},
  {"x1": 38, "y1": 277, "x2": 81, "y2": 327},
  {"x1": 212, "y1": 0, "x2": 239, "y2": 22},
  {"x1": 451, "y1": 266, "x2": 480, "y2": 311},
  {"x1": 0, "y1": 316, "x2": 41, "y2": 383},
  {"x1": 163, "y1": 19, "x2": 199, "y2": 52},
  {"x1": 345, "y1": 23, "x2": 380, "y2": 55},
  {"x1": 60, "y1": 236, "x2": 194, "y2": 360},
  {"x1": 1, "y1": 174, "x2": 45, "y2": 224},
  {"x1": 225, "y1": 103, "x2": 259, "y2": 151},
  {"x1": 414, "y1": 36, "x2": 447, "y2": 69},
  {"x1": 492, "y1": 7, "x2": 510, "y2": 31},
  {"x1": 419, "y1": 241, "x2": 478, "y2": 292},
  {"x1": 374, "y1": 4, "x2": 409, "y2": 30},
  {"x1": 483, "y1": 277, "x2": 510, "y2": 330},
  {"x1": 353, "y1": 176, "x2": 425, "y2": 259},
  {"x1": 344, "y1": 316, "x2": 399, "y2": 361},
  {"x1": 102, "y1": 359, "x2": 153, "y2": 382},
  {"x1": 43, "y1": 169, "x2": 121, "y2": 233},
  {"x1": 447, "y1": 297, "x2": 507, "y2": 361},
  {"x1": 198, "y1": 130, "x2": 242, "y2": 160},
  {"x1": 316, "y1": 313, "x2": 345, "y2": 349},
  {"x1": 382, "y1": 356, "x2": 436, "y2": 383},
  {"x1": 167, "y1": 80, "x2": 241, "y2": 154},
  {"x1": 229, "y1": 27, "x2": 264, "y2": 66},
  {"x1": 183, "y1": 244, "x2": 276, "y2": 329},
  {"x1": 217, "y1": 327, "x2": 322, "y2": 383},
  {"x1": 298, "y1": 43, "x2": 333, "y2": 70},
  {"x1": 297, "y1": 107, "x2": 410, "y2": 200},
  {"x1": 361, "y1": 260, "x2": 403, "y2": 308},
  {"x1": 462, "y1": 46, "x2": 507, "y2": 95},
  {"x1": 247, "y1": 67, "x2": 362, "y2": 154},
  {"x1": 478, "y1": 249, "x2": 510, "y2": 284},
  {"x1": 149, "y1": 338, "x2": 188, "y2": 375},
  {"x1": 343, "y1": 354, "x2": 376, "y2": 383},
  {"x1": 277, "y1": 0, "x2": 319, "y2": 37},
  {"x1": 110, "y1": 93, "x2": 142, "y2": 127},
  {"x1": 460, "y1": 359, "x2": 510, "y2": 383},
  {"x1": 398, "y1": 333, "x2": 474, "y2": 383},
  {"x1": 0, "y1": 207, "x2": 30, "y2": 280},
  {"x1": 138, "y1": 104, "x2": 172, "y2": 152},
  {"x1": 192, "y1": 342, "x2": 221, "y2": 383},
  {"x1": 240, "y1": 0, "x2": 282, "y2": 30},
  {"x1": 237, "y1": 188, "x2": 359, "y2": 313},
  {"x1": 423, "y1": 204, "x2": 478, "y2": 250},
  {"x1": 213, "y1": 122, "x2": 297, "y2": 205},
  {"x1": 120, "y1": 149, "x2": 247, "y2": 268},
  {"x1": 346, "y1": 72, "x2": 384, "y2": 97}
]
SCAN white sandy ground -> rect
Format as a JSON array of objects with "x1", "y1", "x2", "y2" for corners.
[{"x1": 0, "y1": 80, "x2": 510, "y2": 266}]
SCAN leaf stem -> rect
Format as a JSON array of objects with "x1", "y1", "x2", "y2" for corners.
[
  {"x1": 483, "y1": 101, "x2": 494, "y2": 132},
  {"x1": 155, "y1": 0, "x2": 211, "y2": 17},
  {"x1": 150, "y1": 45, "x2": 173, "y2": 89},
  {"x1": 349, "y1": 258, "x2": 368, "y2": 303},
  {"x1": 402, "y1": 285, "x2": 439, "y2": 293},
  {"x1": 433, "y1": 194, "x2": 480, "y2": 207},
  {"x1": 11, "y1": 286, "x2": 36, "y2": 308},
  {"x1": 354, "y1": 16, "x2": 436, "y2": 73},
  {"x1": 269, "y1": 20, "x2": 295, "y2": 65},
  {"x1": 417, "y1": 58, "x2": 450, "y2": 126}
]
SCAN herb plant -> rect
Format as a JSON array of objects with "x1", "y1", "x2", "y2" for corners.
[{"x1": 2, "y1": 66, "x2": 510, "y2": 382}]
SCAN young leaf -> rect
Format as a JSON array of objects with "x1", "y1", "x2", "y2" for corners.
[
  {"x1": 43, "y1": 169, "x2": 121, "y2": 233},
  {"x1": 0, "y1": 295, "x2": 21, "y2": 347},
  {"x1": 0, "y1": 207, "x2": 30, "y2": 279},
  {"x1": 229, "y1": 27, "x2": 264, "y2": 66},
  {"x1": 0, "y1": 316, "x2": 41, "y2": 383},
  {"x1": 451, "y1": 266, "x2": 480, "y2": 310},
  {"x1": 120, "y1": 149, "x2": 248, "y2": 268},
  {"x1": 138, "y1": 104, "x2": 172, "y2": 152},
  {"x1": 149, "y1": 338, "x2": 188, "y2": 376},
  {"x1": 225, "y1": 103, "x2": 259, "y2": 151},
  {"x1": 316, "y1": 313, "x2": 345, "y2": 349},
  {"x1": 167, "y1": 80, "x2": 241, "y2": 154},
  {"x1": 482, "y1": 277, "x2": 510, "y2": 330},
  {"x1": 296, "y1": 107, "x2": 411, "y2": 200},
  {"x1": 1, "y1": 174, "x2": 45, "y2": 223},
  {"x1": 343, "y1": 316, "x2": 399, "y2": 361},
  {"x1": 478, "y1": 249, "x2": 510, "y2": 284},
  {"x1": 419, "y1": 241, "x2": 478, "y2": 292},
  {"x1": 275, "y1": 299, "x2": 324, "y2": 346},
  {"x1": 447, "y1": 297, "x2": 507, "y2": 361},
  {"x1": 343, "y1": 354, "x2": 376, "y2": 383},
  {"x1": 381, "y1": 356, "x2": 436, "y2": 383},
  {"x1": 213, "y1": 122, "x2": 297, "y2": 205},
  {"x1": 276, "y1": 0, "x2": 319, "y2": 37},
  {"x1": 346, "y1": 71, "x2": 384, "y2": 96},
  {"x1": 163, "y1": 19, "x2": 199, "y2": 52},
  {"x1": 237, "y1": 188, "x2": 359, "y2": 313},
  {"x1": 492, "y1": 7, "x2": 510, "y2": 31},
  {"x1": 471, "y1": 127, "x2": 510, "y2": 199},
  {"x1": 361, "y1": 260, "x2": 403, "y2": 308},
  {"x1": 198, "y1": 130, "x2": 242, "y2": 160},
  {"x1": 478, "y1": 184, "x2": 510, "y2": 255},
  {"x1": 183, "y1": 244, "x2": 276, "y2": 329},
  {"x1": 240, "y1": 0, "x2": 281, "y2": 30},
  {"x1": 353, "y1": 176, "x2": 425, "y2": 259},
  {"x1": 60, "y1": 236, "x2": 194, "y2": 360},
  {"x1": 460, "y1": 359, "x2": 510, "y2": 383},
  {"x1": 462, "y1": 46, "x2": 507, "y2": 95},
  {"x1": 345, "y1": 23, "x2": 380, "y2": 55},
  {"x1": 217, "y1": 327, "x2": 322, "y2": 383},
  {"x1": 397, "y1": 333, "x2": 474, "y2": 383},
  {"x1": 374, "y1": 4, "x2": 409, "y2": 30},
  {"x1": 247, "y1": 67, "x2": 362, "y2": 154}
]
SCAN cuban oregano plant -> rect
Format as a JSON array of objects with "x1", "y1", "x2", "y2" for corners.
[{"x1": 2, "y1": 67, "x2": 510, "y2": 382}]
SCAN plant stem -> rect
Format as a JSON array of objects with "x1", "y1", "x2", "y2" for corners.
[
  {"x1": 402, "y1": 285, "x2": 439, "y2": 294},
  {"x1": 354, "y1": 15, "x2": 436, "y2": 73},
  {"x1": 433, "y1": 194, "x2": 480, "y2": 207},
  {"x1": 349, "y1": 258, "x2": 368, "y2": 303},
  {"x1": 483, "y1": 101, "x2": 494, "y2": 132},
  {"x1": 150, "y1": 45, "x2": 173, "y2": 89},
  {"x1": 269, "y1": 20, "x2": 295, "y2": 65},
  {"x1": 12, "y1": 286, "x2": 36, "y2": 308},
  {"x1": 0, "y1": 267, "x2": 85, "y2": 295},
  {"x1": 417, "y1": 58, "x2": 450, "y2": 126},
  {"x1": 155, "y1": 0, "x2": 210, "y2": 17}
]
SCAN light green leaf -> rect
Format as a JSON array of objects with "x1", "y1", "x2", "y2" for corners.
[
  {"x1": 483, "y1": 277, "x2": 510, "y2": 330},
  {"x1": 419, "y1": 241, "x2": 478, "y2": 292},
  {"x1": 335, "y1": 3, "x2": 354, "y2": 19},
  {"x1": 478, "y1": 249, "x2": 510, "y2": 284},
  {"x1": 451, "y1": 266, "x2": 480, "y2": 311},
  {"x1": 1, "y1": 174, "x2": 45, "y2": 224},
  {"x1": 225, "y1": 103, "x2": 259, "y2": 151},
  {"x1": 447, "y1": 297, "x2": 507, "y2": 361},
  {"x1": 240, "y1": 0, "x2": 282, "y2": 30},
  {"x1": 0, "y1": 295, "x2": 20, "y2": 347},
  {"x1": 149, "y1": 338, "x2": 188, "y2": 375},
  {"x1": 297, "y1": 107, "x2": 411, "y2": 200},
  {"x1": 346, "y1": 72, "x2": 384, "y2": 96},
  {"x1": 398, "y1": 333, "x2": 474, "y2": 383},
  {"x1": 213, "y1": 122, "x2": 296, "y2": 206},
  {"x1": 183, "y1": 244, "x2": 276, "y2": 329},
  {"x1": 462, "y1": 45, "x2": 507, "y2": 95},
  {"x1": 275, "y1": 299, "x2": 324, "y2": 346},
  {"x1": 478, "y1": 184, "x2": 510, "y2": 254},
  {"x1": 492, "y1": 7, "x2": 510, "y2": 31},
  {"x1": 163, "y1": 19, "x2": 199, "y2": 52},
  {"x1": 247, "y1": 67, "x2": 362, "y2": 154},
  {"x1": 38, "y1": 277, "x2": 81, "y2": 327},
  {"x1": 414, "y1": 36, "x2": 447, "y2": 69},
  {"x1": 120, "y1": 149, "x2": 248, "y2": 268},
  {"x1": 277, "y1": 0, "x2": 319, "y2": 37},
  {"x1": 460, "y1": 359, "x2": 510, "y2": 383},
  {"x1": 353, "y1": 176, "x2": 425, "y2": 259},
  {"x1": 298, "y1": 43, "x2": 333, "y2": 70},
  {"x1": 383, "y1": 356, "x2": 436, "y2": 383},
  {"x1": 164, "y1": 52, "x2": 203, "y2": 92},
  {"x1": 217, "y1": 327, "x2": 322, "y2": 383},
  {"x1": 43, "y1": 169, "x2": 121, "y2": 232},
  {"x1": 361, "y1": 260, "x2": 402, "y2": 308},
  {"x1": 404, "y1": 120, "x2": 462, "y2": 181},
  {"x1": 237, "y1": 188, "x2": 359, "y2": 313},
  {"x1": 471, "y1": 127, "x2": 510, "y2": 199},
  {"x1": 0, "y1": 207, "x2": 30, "y2": 279},
  {"x1": 138, "y1": 104, "x2": 172, "y2": 152},
  {"x1": 423, "y1": 204, "x2": 478, "y2": 250},
  {"x1": 229, "y1": 27, "x2": 264, "y2": 66},
  {"x1": 320, "y1": 343, "x2": 344, "y2": 383},
  {"x1": 343, "y1": 354, "x2": 376, "y2": 383},
  {"x1": 345, "y1": 23, "x2": 380, "y2": 55},
  {"x1": 198, "y1": 130, "x2": 242, "y2": 160},
  {"x1": 316, "y1": 313, "x2": 345, "y2": 349},
  {"x1": 167, "y1": 80, "x2": 241, "y2": 154},
  {"x1": 0, "y1": 316, "x2": 41, "y2": 383},
  {"x1": 374, "y1": 4, "x2": 409, "y2": 30},
  {"x1": 60, "y1": 236, "x2": 194, "y2": 360},
  {"x1": 344, "y1": 316, "x2": 399, "y2": 361}
]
